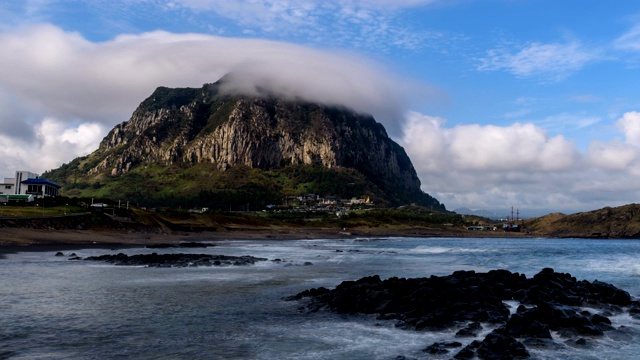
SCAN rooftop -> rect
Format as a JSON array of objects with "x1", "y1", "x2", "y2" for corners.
[{"x1": 20, "y1": 178, "x2": 61, "y2": 188}]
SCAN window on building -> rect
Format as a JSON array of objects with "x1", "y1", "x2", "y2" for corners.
[{"x1": 27, "y1": 185, "x2": 41, "y2": 194}]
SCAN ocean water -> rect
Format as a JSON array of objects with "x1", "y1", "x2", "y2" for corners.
[{"x1": 2, "y1": 237, "x2": 640, "y2": 359}]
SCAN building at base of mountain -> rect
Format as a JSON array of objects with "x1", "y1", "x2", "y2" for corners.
[{"x1": 1, "y1": 171, "x2": 61, "y2": 198}]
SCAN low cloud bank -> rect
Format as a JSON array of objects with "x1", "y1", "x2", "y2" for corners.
[
  {"x1": 0, "y1": 118, "x2": 105, "y2": 175},
  {"x1": 400, "y1": 111, "x2": 640, "y2": 212},
  {"x1": 0, "y1": 24, "x2": 434, "y2": 175},
  {"x1": 0, "y1": 24, "x2": 424, "y2": 138}
]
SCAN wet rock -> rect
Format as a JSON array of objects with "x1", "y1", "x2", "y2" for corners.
[
  {"x1": 592, "y1": 280, "x2": 632, "y2": 306},
  {"x1": 476, "y1": 331, "x2": 529, "y2": 360},
  {"x1": 522, "y1": 337, "x2": 559, "y2": 349},
  {"x1": 55, "y1": 252, "x2": 64, "y2": 256},
  {"x1": 565, "y1": 337, "x2": 592, "y2": 349},
  {"x1": 500, "y1": 310, "x2": 551, "y2": 339},
  {"x1": 423, "y1": 341, "x2": 462, "y2": 354},
  {"x1": 178, "y1": 242, "x2": 211, "y2": 248},
  {"x1": 454, "y1": 340, "x2": 481, "y2": 359},
  {"x1": 578, "y1": 324, "x2": 604, "y2": 336},
  {"x1": 84, "y1": 253, "x2": 267, "y2": 267},
  {"x1": 145, "y1": 243, "x2": 176, "y2": 249},
  {"x1": 287, "y1": 267, "x2": 636, "y2": 359},
  {"x1": 575, "y1": 338, "x2": 588, "y2": 346},
  {"x1": 456, "y1": 322, "x2": 483, "y2": 337},
  {"x1": 591, "y1": 313, "x2": 612, "y2": 327}
]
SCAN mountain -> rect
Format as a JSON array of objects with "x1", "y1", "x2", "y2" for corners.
[
  {"x1": 44, "y1": 76, "x2": 445, "y2": 211},
  {"x1": 526, "y1": 204, "x2": 640, "y2": 238},
  {"x1": 454, "y1": 207, "x2": 557, "y2": 220},
  {"x1": 453, "y1": 207, "x2": 502, "y2": 219}
]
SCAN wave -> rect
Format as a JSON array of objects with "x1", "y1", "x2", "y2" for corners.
[{"x1": 408, "y1": 246, "x2": 494, "y2": 254}]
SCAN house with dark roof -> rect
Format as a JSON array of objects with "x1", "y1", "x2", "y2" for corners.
[
  {"x1": 20, "y1": 177, "x2": 61, "y2": 197},
  {"x1": 0, "y1": 171, "x2": 61, "y2": 198}
]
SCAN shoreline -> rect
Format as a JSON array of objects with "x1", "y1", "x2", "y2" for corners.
[{"x1": 0, "y1": 226, "x2": 535, "y2": 254}]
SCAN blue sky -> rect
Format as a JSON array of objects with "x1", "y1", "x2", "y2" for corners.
[{"x1": 2, "y1": 0, "x2": 640, "y2": 214}]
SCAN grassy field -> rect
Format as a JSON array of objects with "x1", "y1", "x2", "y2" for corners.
[{"x1": 0, "y1": 204, "x2": 87, "y2": 217}]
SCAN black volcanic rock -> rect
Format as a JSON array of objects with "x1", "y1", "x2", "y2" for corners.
[
  {"x1": 423, "y1": 341, "x2": 462, "y2": 354},
  {"x1": 84, "y1": 252, "x2": 267, "y2": 267},
  {"x1": 475, "y1": 331, "x2": 530, "y2": 360},
  {"x1": 287, "y1": 268, "x2": 637, "y2": 358}
]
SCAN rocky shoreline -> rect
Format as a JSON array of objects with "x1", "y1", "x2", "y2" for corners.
[
  {"x1": 286, "y1": 268, "x2": 639, "y2": 359},
  {"x1": 51, "y1": 241, "x2": 270, "y2": 267},
  {"x1": 79, "y1": 252, "x2": 268, "y2": 267},
  {"x1": 0, "y1": 226, "x2": 534, "y2": 254}
]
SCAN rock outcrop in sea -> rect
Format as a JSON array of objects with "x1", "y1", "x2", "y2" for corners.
[
  {"x1": 286, "y1": 268, "x2": 638, "y2": 359},
  {"x1": 82, "y1": 252, "x2": 268, "y2": 267}
]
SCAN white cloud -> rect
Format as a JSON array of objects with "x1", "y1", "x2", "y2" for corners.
[
  {"x1": 176, "y1": 0, "x2": 439, "y2": 15},
  {"x1": 155, "y1": 0, "x2": 443, "y2": 51},
  {"x1": 402, "y1": 111, "x2": 578, "y2": 173},
  {"x1": 586, "y1": 140, "x2": 637, "y2": 170},
  {"x1": 533, "y1": 113, "x2": 601, "y2": 134},
  {"x1": 0, "y1": 118, "x2": 105, "y2": 174},
  {"x1": 400, "y1": 111, "x2": 640, "y2": 212},
  {"x1": 570, "y1": 94, "x2": 602, "y2": 103},
  {"x1": 35, "y1": 119, "x2": 106, "y2": 171},
  {"x1": 478, "y1": 41, "x2": 600, "y2": 81},
  {"x1": 614, "y1": 23, "x2": 640, "y2": 51},
  {"x1": 503, "y1": 108, "x2": 532, "y2": 119},
  {"x1": 0, "y1": 24, "x2": 435, "y2": 174},
  {"x1": 616, "y1": 111, "x2": 640, "y2": 144}
]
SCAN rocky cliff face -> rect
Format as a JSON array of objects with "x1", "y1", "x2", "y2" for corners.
[
  {"x1": 48, "y1": 77, "x2": 443, "y2": 208},
  {"x1": 89, "y1": 80, "x2": 422, "y2": 194}
]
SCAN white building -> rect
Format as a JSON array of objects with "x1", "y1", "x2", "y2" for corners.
[
  {"x1": 0, "y1": 178, "x2": 15, "y2": 194},
  {"x1": 14, "y1": 171, "x2": 39, "y2": 195},
  {"x1": 0, "y1": 171, "x2": 61, "y2": 198}
]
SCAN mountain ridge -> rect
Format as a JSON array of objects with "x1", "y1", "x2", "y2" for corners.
[
  {"x1": 526, "y1": 203, "x2": 640, "y2": 238},
  {"x1": 44, "y1": 77, "x2": 445, "y2": 210}
]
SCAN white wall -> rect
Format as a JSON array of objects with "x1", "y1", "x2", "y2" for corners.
[{"x1": 14, "y1": 171, "x2": 39, "y2": 195}]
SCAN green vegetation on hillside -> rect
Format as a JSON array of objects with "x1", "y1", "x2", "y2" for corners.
[
  {"x1": 44, "y1": 163, "x2": 413, "y2": 210},
  {"x1": 41, "y1": 82, "x2": 446, "y2": 212},
  {"x1": 138, "y1": 205, "x2": 467, "y2": 231}
]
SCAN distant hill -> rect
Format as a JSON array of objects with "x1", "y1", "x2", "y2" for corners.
[
  {"x1": 454, "y1": 207, "x2": 502, "y2": 219},
  {"x1": 44, "y1": 76, "x2": 445, "y2": 211},
  {"x1": 454, "y1": 207, "x2": 554, "y2": 219},
  {"x1": 526, "y1": 204, "x2": 640, "y2": 238}
]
